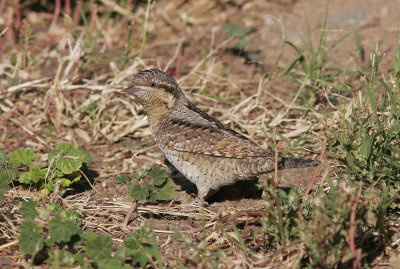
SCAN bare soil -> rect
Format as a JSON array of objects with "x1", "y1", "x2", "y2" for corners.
[{"x1": 1, "y1": 0, "x2": 399, "y2": 267}]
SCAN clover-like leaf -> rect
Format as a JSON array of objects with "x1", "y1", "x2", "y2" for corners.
[
  {"x1": 223, "y1": 22, "x2": 253, "y2": 38},
  {"x1": 147, "y1": 166, "x2": 168, "y2": 186},
  {"x1": 8, "y1": 148, "x2": 36, "y2": 168},
  {"x1": 0, "y1": 151, "x2": 17, "y2": 184},
  {"x1": 49, "y1": 143, "x2": 77, "y2": 162},
  {"x1": 0, "y1": 151, "x2": 6, "y2": 164},
  {"x1": 132, "y1": 249, "x2": 152, "y2": 268},
  {"x1": 130, "y1": 184, "x2": 150, "y2": 201},
  {"x1": 49, "y1": 143, "x2": 91, "y2": 170},
  {"x1": 19, "y1": 220, "x2": 43, "y2": 256},
  {"x1": 154, "y1": 178, "x2": 175, "y2": 200},
  {"x1": 20, "y1": 200, "x2": 38, "y2": 221},
  {"x1": 49, "y1": 249, "x2": 84, "y2": 267},
  {"x1": 56, "y1": 158, "x2": 82, "y2": 174},
  {"x1": 49, "y1": 215, "x2": 80, "y2": 243},
  {"x1": 0, "y1": 179, "x2": 11, "y2": 200},
  {"x1": 19, "y1": 166, "x2": 47, "y2": 184},
  {"x1": 96, "y1": 257, "x2": 126, "y2": 269},
  {"x1": 77, "y1": 147, "x2": 92, "y2": 165},
  {"x1": 131, "y1": 172, "x2": 144, "y2": 180},
  {"x1": 86, "y1": 234, "x2": 113, "y2": 261},
  {"x1": 115, "y1": 174, "x2": 127, "y2": 185},
  {"x1": 58, "y1": 177, "x2": 73, "y2": 187},
  {"x1": 124, "y1": 237, "x2": 140, "y2": 250},
  {"x1": 43, "y1": 203, "x2": 64, "y2": 214},
  {"x1": 0, "y1": 151, "x2": 16, "y2": 199}
]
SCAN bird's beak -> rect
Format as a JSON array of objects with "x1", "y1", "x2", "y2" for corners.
[{"x1": 122, "y1": 85, "x2": 139, "y2": 95}]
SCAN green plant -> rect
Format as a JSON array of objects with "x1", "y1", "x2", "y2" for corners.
[
  {"x1": 0, "y1": 143, "x2": 92, "y2": 198},
  {"x1": 223, "y1": 21, "x2": 261, "y2": 62},
  {"x1": 0, "y1": 151, "x2": 17, "y2": 198},
  {"x1": 78, "y1": 3, "x2": 113, "y2": 73},
  {"x1": 223, "y1": 21, "x2": 253, "y2": 51},
  {"x1": 280, "y1": 9, "x2": 353, "y2": 107},
  {"x1": 328, "y1": 52, "x2": 400, "y2": 189},
  {"x1": 19, "y1": 201, "x2": 82, "y2": 261},
  {"x1": 125, "y1": 165, "x2": 175, "y2": 202},
  {"x1": 18, "y1": 200, "x2": 163, "y2": 268}
]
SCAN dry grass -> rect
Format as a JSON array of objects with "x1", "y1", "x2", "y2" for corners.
[{"x1": 0, "y1": 0, "x2": 399, "y2": 268}]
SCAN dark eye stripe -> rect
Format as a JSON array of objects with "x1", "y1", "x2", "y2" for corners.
[{"x1": 158, "y1": 81, "x2": 181, "y2": 98}]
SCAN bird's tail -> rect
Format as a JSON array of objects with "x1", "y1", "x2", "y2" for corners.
[{"x1": 281, "y1": 157, "x2": 318, "y2": 169}]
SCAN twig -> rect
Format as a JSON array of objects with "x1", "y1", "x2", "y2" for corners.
[
  {"x1": 347, "y1": 185, "x2": 362, "y2": 269},
  {"x1": 50, "y1": 0, "x2": 61, "y2": 31},
  {"x1": 138, "y1": 0, "x2": 152, "y2": 58},
  {"x1": 164, "y1": 38, "x2": 185, "y2": 74},
  {"x1": 123, "y1": 201, "x2": 138, "y2": 226},
  {"x1": 273, "y1": 129, "x2": 286, "y2": 246},
  {"x1": 178, "y1": 33, "x2": 234, "y2": 84},
  {"x1": 6, "y1": 77, "x2": 51, "y2": 92},
  {"x1": 78, "y1": 168, "x2": 99, "y2": 193},
  {"x1": 0, "y1": 240, "x2": 19, "y2": 250},
  {"x1": 273, "y1": 129, "x2": 279, "y2": 187},
  {"x1": 100, "y1": 0, "x2": 140, "y2": 23},
  {"x1": 51, "y1": 180, "x2": 62, "y2": 202},
  {"x1": 305, "y1": 129, "x2": 327, "y2": 194}
]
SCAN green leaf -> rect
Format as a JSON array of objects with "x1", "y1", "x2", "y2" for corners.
[
  {"x1": 131, "y1": 172, "x2": 144, "y2": 180},
  {"x1": 130, "y1": 184, "x2": 149, "y2": 201},
  {"x1": 49, "y1": 249, "x2": 84, "y2": 267},
  {"x1": 236, "y1": 39, "x2": 249, "y2": 51},
  {"x1": 140, "y1": 164, "x2": 151, "y2": 171},
  {"x1": 58, "y1": 177, "x2": 74, "y2": 187},
  {"x1": 223, "y1": 22, "x2": 253, "y2": 38},
  {"x1": 48, "y1": 215, "x2": 80, "y2": 243},
  {"x1": 77, "y1": 147, "x2": 92, "y2": 165},
  {"x1": 132, "y1": 249, "x2": 152, "y2": 267},
  {"x1": 124, "y1": 228, "x2": 151, "y2": 250},
  {"x1": 20, "y1": 200, "x2": 38, "y2": 221},
  {"x1": 97, "y1": 257, "x2": 126, "y2": 269},
  {"x1": 147, "y1": 192, "x2": 159, "y2": 203},
  {"x1": 360, "y1": 136, "x2": 373, "y2": 160},
  {"x1": 86, "y1": 234, "x2": 113, "y2": 261},
  {"x1": 0, "y1": 151, "x2": 7, "y2": 167},
  {"x1": 10, "y1": 53, "x2": 17, "y2": 65},
  {"x1": 154, "y1": 178, "x2": 175, "y2": 200},
  {"x1": 123, "y1": 229, "x2": 155, "y2": 267},
  {"x1": 49, "y1": 143, "x2": 76, "y2": 162},
  {"x1": 0, "y1": 179, "x2": 11, "y2": 200},
  {"x1": 19, "y1": 220, "x2": 43, "y2": 256},
  {"x1": 115, "y1": 174, "x2": 127, "y2": 184},
  {"x1": 48, "y1": 143, "x2": 92, "y2": 170},
  {"x1": 56, "y1": 158, "x2": 82, "y2": 174},
  {"x1": 43, "y1": 203, "x2": 63, "y2": 215},
  {"x1": 41, "y1": 125, "x2": 53, "y2": 135},
  {"x1": 0, "y1": 151, "x2": 16, "y2": 199},
  {"x1": 19, "y1": 166, "x2": 47, "y2": 184},
  {"x1": 134, "y1": 227, "x2": 152, "y2": 239},
  {"x1": 124, "y1": 238, "x2": 140, "y2": 250},
  {"x1": 61, "y1": 209, "x2": 80, "y2": 223},
  {"x1": 0, "y1": 152, "x2": 17, "y2": 184},
  {"x1": 147, "y1": 166, "x2": 168, "y2": 186},
  {"x1": 8, "y1": 148, "x2": 36, "y2": 168}
]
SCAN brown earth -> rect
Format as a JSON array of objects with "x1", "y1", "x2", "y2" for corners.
[{"x1": 0, "y1": 0, "x2": 399, "y2": 267}]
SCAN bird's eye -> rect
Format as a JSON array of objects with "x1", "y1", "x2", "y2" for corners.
[{"x1": 151, "y1": 82, "x2": 155, "y2": 87}]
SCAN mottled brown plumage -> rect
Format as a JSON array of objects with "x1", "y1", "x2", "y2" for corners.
[{"x1": 124, "y1": 69, "x2": 316, "y2": 199}]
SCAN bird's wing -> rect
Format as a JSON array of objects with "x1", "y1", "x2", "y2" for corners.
[{"x1": 158, "y1": 103, "x2": 274, "y2": 159}]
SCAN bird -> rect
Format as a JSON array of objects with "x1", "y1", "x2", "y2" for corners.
[{"x1": 123, "y1": 69, "x2": 317, "y2": 200}]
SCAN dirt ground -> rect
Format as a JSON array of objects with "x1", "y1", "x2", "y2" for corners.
[{"x1": 1, "y1": 0, "x2": 399, "y2": 268}]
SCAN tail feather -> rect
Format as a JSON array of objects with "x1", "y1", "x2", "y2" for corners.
[{"x1": 281, "y1": 157, "x2": 318, "y2": 169}]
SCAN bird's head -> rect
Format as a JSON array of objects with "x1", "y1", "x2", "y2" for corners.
[
  {"x1": 124, "y1": 69, "x2": 185, "y2": 111},
  {"x1": 123, "y1": 69, "x2": 186, "y2": 129}
]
